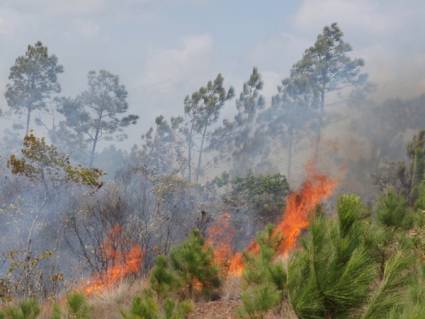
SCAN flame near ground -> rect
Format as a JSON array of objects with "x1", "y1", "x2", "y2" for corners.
[
  {"x1": 80, "y1": 165, "x2": 335, "y2": 294},
  {"x1": 226, "y1": 165, "x2": 336, "y2": 276},
  {"x1": 81, "y1": 226, "x2": 144, "y2": 295}
]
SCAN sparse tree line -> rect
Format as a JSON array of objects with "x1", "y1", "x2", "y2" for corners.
[{"x1": 0, "y1": 22, "x2": 424, "y2": 318}]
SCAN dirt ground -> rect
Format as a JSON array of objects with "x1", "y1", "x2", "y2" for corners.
[{"x1": 189, "y1": 300, "x2": 240, "y2": 319}]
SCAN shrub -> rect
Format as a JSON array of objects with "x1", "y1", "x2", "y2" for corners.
[
  {"x1": 288, "y1": 195, "x2": 376, "y2": 318},
  {"x1": 162, "y1": 299, "x2": 192, "y2": 319},
  {"x1": 1, "y1": 299, "x2": 40, "y2": 319},
  {"x1": 287, "y1": 194, "x2": 413, "y2": 319},
  {"x1": 376, "y1": 189, "x2": 413, "y2": 229},
  {"x1": 121, "y1": 291, "x2": 192, "y2": 319},
  {"x1": 238, "y1": 225, "x2": 286, "y2": 318},
  {"x1": 121, "y1": 292, "x2": 159, "y2": 319},
  {"x1": 50, "y1": 304, "x2": 61, "y2": 319},
  {"x1": 169, "y1": 230, "x2": 220, "y2": 299},
  {"x1": 66, "y1": 293, "x2": 91, "y2": 319},
  {"x1": 150, "y1": 256, "x2": 179, "y2": 298}
]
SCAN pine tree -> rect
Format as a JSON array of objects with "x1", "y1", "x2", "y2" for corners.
[
  {"x1": 162, "y1": 299, "x2": 192, "y2": 319},
  {"x1": 209, "y1": 68, "x2": 266, "y2": 177},
  {"x1": 57, "y1": 70, "x2": 138, "y2": 166},
  {"x1": 169, "y1": 230, "x2": 221, "y2": 299},
  {"x1": 360, "y1": 252, "x2": 411, "y2": 319},
  {"x1": 150, "y1": 256, "x2": 180, "y2": 298},
  {"x1": 5, "y1": 41, "x2": 63, "y2": 135},
  {"x1": 376, "y1": 188, "x2": 413, "y2": 229},
  {"x1": 288, "y1": 195, "x2": 376, "y2": 318},
  {"x1": 1, "y1": 299, "x2": 40, "y2": 319},
  {"x1": 121, "y1": 292, "x2": 159, "y2": 319},
  {"x1": 66, "y1": 293, "x2": 91, "y2": 319},
  {"x1": 238, "y1": 225, "x2": 286, "y2": 318},
  {"x1": 121, "y1": 291, "x2": 192, "y2": 319},
  {"x1": 50, "y1": 304, "x2": 61, "y2": 319},
  {"x1": 183, "y1": 74, "x2": 234, "y2": 182},
  {"x1": 287, "y1": 194, "x2": 414, "y2": 319},
  {"x1": 290, "y1": 23, "x2": 366, "y2": 157}
]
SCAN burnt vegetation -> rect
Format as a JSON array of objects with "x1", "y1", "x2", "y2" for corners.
[{"x1": 0, "y1": 23, "x2": 424, "y2": 318}]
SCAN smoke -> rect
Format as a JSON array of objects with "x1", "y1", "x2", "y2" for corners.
[{"x1": 0, "y1": 0, "x2": 424, "y2": 299}]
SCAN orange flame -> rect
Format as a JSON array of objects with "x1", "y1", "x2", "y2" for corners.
[
  {"x1": 228, "y1": 241, "x2": 260, "y2": 277},
  {"x1": 228, "y1": 164, "x2": 336, "y2": 276},
  {"x1": 206, "y1": 212, "x2": 235, "y2": 272},
  {"x1": 81, "y1": 225, "x2": 144, "y2": 295}
]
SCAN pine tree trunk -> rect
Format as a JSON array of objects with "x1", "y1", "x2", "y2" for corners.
[
  {"x1": 196, "y1": 124, "x2": 208, "y2": 183},
  {"x1": 25, "y1": 108, "x2": 32, "y2": 136},
  {"x1": 314, "y1": 87, "x2": 325, "y2": 161},
  {"x1": 187, "y1": 125, "x2": 194, "y2": 182},
  {"x1": 287, "y1": 127, "x2": 294, "y2": 182},
  {"x1": 89, "y1": 129, "x2": 100, "y2": 167},
  {"x1": 89, "y1": 112, "x2": 103, "y2": 167}
]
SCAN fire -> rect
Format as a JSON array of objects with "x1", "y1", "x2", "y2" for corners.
[
  {"x1": 273, "y1": 164, "x2": 336, "y2": 255},
  {"x1": 81, "y1": 225, "x2": 144, "y2": 295},
  {"x1": 228, "y1": 241, "x2": 259, "y2": 277},
  {"x1": 228, "y1": 164, "x2": 336, "y2": 276},
  {"x1": 206, "y1": 212, "x2": 235, "y2": 271}
]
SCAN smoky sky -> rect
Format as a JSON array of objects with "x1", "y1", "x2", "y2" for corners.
[{"x1": 0, "y1": 0, "x2": 424, "y2": 149}]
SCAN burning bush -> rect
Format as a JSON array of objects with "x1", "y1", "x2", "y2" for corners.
[{"x1": 81, "y1": 225, "x2": 144, "y2": 295}]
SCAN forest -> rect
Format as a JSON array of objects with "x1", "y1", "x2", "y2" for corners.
[{"x1": 0, "y1": 21, "x2": 424, "y2": 318}]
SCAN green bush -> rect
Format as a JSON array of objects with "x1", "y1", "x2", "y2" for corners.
[
  {"x1": 238, "y1": 225, "x2": 286, "y2": 318},
  {"x1": 288, "y1": 195, "x2": 375, "y2": 318},
  {"x1": 121, "y1": 291, "x2": 192, "y2": 319},
  {"x1": 150, "y1": 256, "x2": 180, "y2": 298},
  {"x1": 162, "y1": 299, "x2": 192, "y2": 319},
  {"x1": 287, "y1": 194, "x2": 413, "y2": 319},
  {"x1": 1, "y1": 299, "x2": 40, "y2": 319},
  {"x1": 239, "y1": 285, "x2": 280, "y2": 319},
  {"x1": 121, "y1": 292, "x2": 159, "y2": 319},
  {"x1": 376, "y1": 189, "x2": 413, "y2": 229},
  {"x1": 50, "y1": 304, "x2": 61, "y2": 319},
  {"x1": 360, "y1": 252, "x2": 411, "y2": 319},
  {"x1": 169, "y1": 230, "x2": 220, "y2": 299},
  {"x1": 66, "y1": 293, "x2": 91, "y2": 319}
]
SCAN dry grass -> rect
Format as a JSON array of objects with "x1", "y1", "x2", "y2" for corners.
[
  {"x1": 189, "y1": 299, "x2": 241, "y2": 319},
  {"x1": 37, "y1": 278, "x2": 147, "y2": 319},
  {"x1": 221, "y1": 276, "x2": 242, "y2": 300},
  {"x1": 36, "y1": 275, "x2": 298, "y2": 319},
  {"x1": 88, "y1": 278, "x2": 147, "y2": 319}
]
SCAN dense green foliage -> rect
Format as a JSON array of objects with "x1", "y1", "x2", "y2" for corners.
[
  {"x1": 66, "y1": 293, "x2": 91, "y2": 319},
  {"x1": 121, "y1": 291, "x2": 192, "y2": 319},
  {"x1": 221, "y1": 173, "x2": 290, "y2": 226},
  {"x1": 168, "y1": 230, "x2": 220, "y2": 299},
  {"x1": 121, "y1": 231, "x2": 217, "y2": 319},
  {"x1": 0, "y1": 299, "x2": 40, "y2": 319},
  {"x1": 238, "y1": 226, "x2": 286, "y2": 318}
]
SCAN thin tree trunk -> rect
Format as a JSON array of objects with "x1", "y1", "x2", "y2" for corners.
[
  {"x1": 196, "y1": 124, "x2": 208, "y2": 183},
  {"x1": 287, "y1": 126, "x2": 294, "y2": 182},
  {"x1": 314, "y1": 87, "x2": 325, "y2": 161},
  {"x1": 40, "y1": 169, "x2": 49, "y2": 198},
  {"x1": 187, "y1": 125, "x2": 194, "y2": 182},
  {"x1": 89, "y1": 129, "x2": 100, "y2": 167},
  {"x1": 89, "y1": 112, "x2": 103, "y2": 167},
  {"x1": 25, "y1": 108, "x2": 32, "y2": 136}
]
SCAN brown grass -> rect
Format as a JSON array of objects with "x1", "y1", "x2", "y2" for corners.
[{"x1": 36, "y1": 275, "x2": 298, "y2": 319}]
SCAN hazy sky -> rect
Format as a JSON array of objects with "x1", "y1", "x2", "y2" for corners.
[{"x1": 0, "y1": 0, "x2": 424, "y2": 147}]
